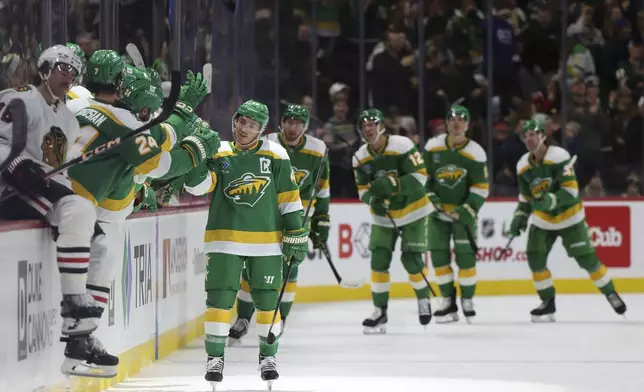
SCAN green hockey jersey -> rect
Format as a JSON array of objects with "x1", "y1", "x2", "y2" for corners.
[
  {"x1": 515, "y1": 145, "x2": 581, "y2": 230},
  {"x1": 67, "y1": 99, "x2": 191, "y2": 220},
  {"x1": 353, "y1": 135, "x2": 430, "y2": 228},
  {"x1": 423, "y1": 133, "x2": 489, "y2": 219},
  {"x1": 264, "y1": 132, "x2": 330, "y2": 217},
  {"x1": 184, "y1": 140, "x2": 304, "y2": 257}
]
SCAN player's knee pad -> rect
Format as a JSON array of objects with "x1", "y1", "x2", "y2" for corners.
[
  {"x1": 252, "y1": 289, "x2": 279, "y2": 311},
  {"x1": 526, "y1": 252, "x2": 548, "y2": 272},
  {"x1": 206, "y1": 289, "x2": 237, "y2": 309},
  {"x1": 454, "y1": 252, "x2": 476, "y2": 269},
  {"x1": 55, "y1": 195, "x2": 96, "y2": 242},
  {"x1": 576, "y1": 253, "x2": 600, "y2": 272},
  {"x1": 429, "y1": 250, "x2": 451, "y2": 267},
  {"x1": 400, "y1": 251, "x2": 424, "y2": 274},
  {"x1": 371, "y1": 247, "x2": 393, "y2": 271}
]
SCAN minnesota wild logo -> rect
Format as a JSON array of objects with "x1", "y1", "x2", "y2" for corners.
[
  {"x1": 224, "y1": 172, "x2": 272, "y2": 207},
  {"x1": 292, "y1": 166, "x2": 310, "y2": 186},
  {"x1": 435, "y1": 164, "x2": 467, "y2": 189},
  {"x1": 530, "y1": 177, "x2": 552, "y2": 199}
]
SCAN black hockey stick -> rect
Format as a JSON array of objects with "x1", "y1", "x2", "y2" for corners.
[
  {"x1": 0, "y1": 98, "x2": 28, "y2": 173},
  {"x1": 319, "y1": 242, "x2": 366, "y2": 289},
  {"x1": 0, "y1": 71, "x2": 181, "y2": 206},
  {"x1": 436, "y1": 211, "x2": 479, "y2": 254},
  {"x1": 266, "y1": 148, "x2": 329, "y2": 344}
]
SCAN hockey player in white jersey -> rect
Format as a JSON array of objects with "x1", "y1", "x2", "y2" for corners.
[{"x1": 0, "y1": 45, "x2": 104, "y2": 361}]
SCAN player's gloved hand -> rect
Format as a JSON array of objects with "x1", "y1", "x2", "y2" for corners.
[
  {"x1": 532, "y1": 192, "x2": 557, "y2": 212},
  {"x1": 310, "y1": 214, "x2": 330, "y2": 249},
  {"x1": 282, "y1": 227, "x2": 309, "y2": 265},
  {"x1": 451, "y1": 204, "x2": 476, "y2": 226},
  {"x1": 369, "y1": 197, "x2": 389, "y2": 216},
  {"x1": 1, "y1": 156, "x2": 48, "y2": 193},
  {"x1": 133, "y1": 183, "x2": 158, "y2": 212},
  {"x1": 180, "y1": 129, "x2": 221, "y2": 167},
  {"x1": 427, "y1": 192, "x2": 444, "y2": 212},
  {"x1": 369, "y1": 175, "x2": 399, "y2": 198},
  {"x1": 179, "y1": 70, "x2": 209, "y2": 109},
  {"x1": 506, "y1": 211, "x2": 528, "y2": 237}
]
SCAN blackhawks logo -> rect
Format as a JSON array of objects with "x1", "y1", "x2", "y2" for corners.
[
  {"x1": 224, "y1": 172, "x2": 272, "y2": 207},
  {"x1": 530, "y1": 177, "x2": 552, "y2": 199},
  {"x1": 41, "y1": 126, "x2": 68, "y2": 168},
  {"x1": 292, "y1": 166, "x2": 310, "y2": 186},
  {"x1": 435, "y1": 164, "x2": 467, "y2": 188}
]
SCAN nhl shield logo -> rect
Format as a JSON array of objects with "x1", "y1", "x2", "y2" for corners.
[
  {"x1": 481, "y1": 218, "x2": 495, "y2": 239},
  {"x1": 224, "y1": 172, "x2": 271, "y2": 207},
  {"x1": 435, "y1": 164, "x2": 468, "y2": 189}
]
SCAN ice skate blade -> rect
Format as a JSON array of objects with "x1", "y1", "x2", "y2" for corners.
[
  {"x1": 531, "y1": 314, "x2": 556, "y2": 323},
  {"x1": 434, "y1": 314, "x2": 459, "y2": 324},
  {"x1": 209, "y1": 381, "x2": 220, "y2": 391},
  {"x1": 61, "y1": 358, "x2": 117, "y2": 378},
  {"x1": 363, "y1": 325, "x2": 386, "y2": 334},
  {"x1": 61, "y1": 317, "x2": 99, "y2": 336},
  {"x1": 265, "y1": 380, "x2": 274, "y2": 391},
  {"x1": 227, "y1": 337, "x2": 241, "y2": 346},
  {"x1": 465, "y1": 316, "x2": 474, "y2": 324}
]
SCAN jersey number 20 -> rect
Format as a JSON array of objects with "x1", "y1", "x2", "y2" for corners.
[{"x1": 135, "y1": 135, "x2": 159, "y2": 155}]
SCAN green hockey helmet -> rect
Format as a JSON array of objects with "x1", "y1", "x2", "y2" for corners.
[
  {"x1": 147, "y1": 67, "x2": 162, "y2": 86},
  {"x1": 282, "y1": 104, "x2": 310, "y2": 130},
  {"x1": 86, "y1": 49, "x2": 125, "y2": 86},
  {"x1": 66, "y1": 42, "x2": 86, "y2": 80},
  {"x1": 233, "y1": 100, "x2": 270, "y2": 132},
  {"x1": 357, "y1": 108, "x2": 385, "y2": 143},
  {"x1": 446, "y1": 105, "x2": 470, "y2": 122},
  {"x1": 520, "y1": 119, "x2": 545, "y2": 135},
  {"x1": 119, "y1": 65, "x2": 163, "y2": 120}
]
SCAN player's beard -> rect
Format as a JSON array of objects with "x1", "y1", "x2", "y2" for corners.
[{"x1": 282, "y1": 127, "x2": 304, "y2": 145}]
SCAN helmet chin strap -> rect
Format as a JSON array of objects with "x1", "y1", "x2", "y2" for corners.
[
  {"x1": 366, "y1": 126, "x2": 386, "y2": 145},
  {"x1": 39, "y1": 70, "x2": 62, "y2": 104},
  {"x1": 529, "y1": 133, "x2": 547, "y2": 152}
]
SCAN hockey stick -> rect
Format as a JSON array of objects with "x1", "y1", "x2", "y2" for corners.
[
  {"x1": 126, "y1": 43, "x2": 145, "y2": 69},
  {"x1": 202, "y1": 63, "x2": 212, "y2": 94},
  {"x1": 0, "y1": 98, "x2": 28, "y2": 174},
  {"x1": 319, "y1": 242, "x2": 366, "y2": 289},
  {"x1": 437, "y1": 211, "x2": 479, "y2": 254},
  {"x1": 266, "y1": 148, "x2": 328, "y2": 344},
  {"x1": 0, "y1": 71, "x2": 182, "y2": 206}
]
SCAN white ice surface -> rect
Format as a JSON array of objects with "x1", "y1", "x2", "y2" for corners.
[{"x1": 107, "y1": 295, "x2": 644, "y2": 392}]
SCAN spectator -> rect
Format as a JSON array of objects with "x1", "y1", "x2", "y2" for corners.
[{"x1": 322, "y1": 99, "x2": 358, "y2": 198}]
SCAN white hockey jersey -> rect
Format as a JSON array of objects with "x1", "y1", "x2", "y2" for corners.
[{"x1": 0, "y1": 85, "x2": 81, "y2": 188}]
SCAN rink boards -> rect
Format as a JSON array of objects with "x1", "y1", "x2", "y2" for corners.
[{"x1": 0, "y1": 200, "x2": 642, "y2": 392}]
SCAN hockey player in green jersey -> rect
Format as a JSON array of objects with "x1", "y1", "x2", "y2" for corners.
[
  {"x1": 64, "y1": 50, "x2": 219, "y2": 377},
  {"x1": 352, "y1": 108, "x2": 432, "y2": 334},
  {"x1": 424, "y1": 105, "x2": 488, "y2": 323},
  {"x1": 65, "y1": 42, "x2": 91, "y2": 100},
  {"x1": 228, "y1": 104, "x2": 330, "y2": 344},
  {"x1": 506, "y1": 119, "x2": 627, "y2": 322},
  {"x1": 183, "y1": 100, "x2": 308, "y2": 389}
]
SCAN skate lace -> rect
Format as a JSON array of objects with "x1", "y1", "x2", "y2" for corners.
[
  {"x1": 461, "y1": 299, "x2": 474, "y2": 312},
  {"x1": 417, "y1": 299, "x2": 431, "y2": 315},
  {"x1": 233, "y1": 318, "x2": 249, "y2": 332},
  {"x1": 537, "y1": 301, "x2": 549, "y2": 310},
  {"x1": 87, "y1": 336, "x2": 107, "y2": 354},
  {"x1": 206, "y1": 357, "x2": 224, "y2": 373},
  {"x1": 369, "y1": 308, "x2": 383, "y2": 320},
  {"x1": 607, "y1": 293, "x2": 622, "y2": 307},
  {"x1": 259, "y1": 356, "x2": 277, "y2": 373}
]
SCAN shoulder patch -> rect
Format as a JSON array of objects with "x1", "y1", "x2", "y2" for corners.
[
  {"x1": 12, "y1": 85, "x2": 31, "y2": 92},
  {"x1": 544, "y1": 146, "x2": 571, "y2": 164},
  {"x1": 461, "y1": 140, "x2": 487, "y2": 162},
  {"x1": 386, "y1": 135, "x2": 414, "y2": 154},
  {"x1": 424, "y1": 133, "x2": 447, "y2": 152}
]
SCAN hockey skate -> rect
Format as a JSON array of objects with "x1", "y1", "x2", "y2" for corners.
[
  {"x1": 417, "y1": 298, "x2": 432, "y2": 327},
  {"x1": 433, "y1": 294, "x2": 459, "y2": 323},
  {"x1": 531, "y1": 298, "x2": 556, "y2": 322},
  {"x1": 259, "y1": 354, "x2": 279, "y2": 390},
  {"x1": 60, "y1": 334, "x2": 118, "y2": 378},
  {"x1": 205, "y1": 355, "x2": 224, "y2": 391},
  {"x1": 60, "y1": 293, "x2": 103, "y2": 336},
  {"x1": 461, "y1": 298, "x2": 476, "y2": 323},
  {"x1": 362, "y1": 306, "x2": 387, "y2": 334},
  {"x1": 227, "y1": 317, "x2": 249, "y2": 346},
  {"x1": 606, "y1": 292, "x2": 627, "y2": 316}
]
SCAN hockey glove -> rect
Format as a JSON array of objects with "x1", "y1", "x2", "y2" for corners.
[
  {"x1": 133, "y1": 183, "x2": 158, "y2": 212},
  {"x1": 369, "y1": 197, "x2": 389, "y2": 216},
  {"x1": 427, "y1": 192, "x2": 444, "y2": 212},
  {"x1": 1, "y1": 156, "x2": 49, "y2": 194},
  {"x1": 310, "y1": 214, "x2": 330, "y2": 249},
  {"x1": 179, "y1": 70, "x2": 209, "y2": 109},
  {"x1": 369, "y1": 175, "x2": 399, "y2": 198},
  {"x1": 451, "y1": 204, "x2": 476, "y2": 227},
  {"x1": 282, "y1": 228, "x2": 309, "y2": 265},
  {"x1": 180, "y1": 129, "x2": 221, "y2": 167},
  {"x1": 506, "y1": 211, "x2": 528, "y2": 237},
  {"x1": 532, "y1": 192, "x2": 557, "y2": 212}
]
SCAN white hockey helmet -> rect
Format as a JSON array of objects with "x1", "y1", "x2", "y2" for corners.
[{"x1": 37, "y1": 45, "x2": 83, "y2": 80}]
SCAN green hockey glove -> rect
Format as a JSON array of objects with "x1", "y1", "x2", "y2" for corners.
[
  {"x1": 369, "y1": 175, "x2": 399, "y2": 197},
  {"x1": 310, "y1": 214, "x2": 330, "y2": 249},
  {"x1": 506, "y1": 211, "x2": 528, "y2": 237},
  {"x1": 180, "y1": 129, "x2": 221, "y2": 167},
  {"x1": 282, "y1": 228, "x2": 309, "y2": 265},
  {"x1": 427, "y1": 192, "x2": 444, "y2": 212},
  {"x1": 133, "y1": 183, "x2": 158, "y2": 212},
  {"x1": 532, "y1": 192, "x2": 557, "y2": 212},
  {"x1": 369, "y1": 197, "x2": 389, "y2": 216},
  {"x1": 179, "y1": 70, "x2": 209, "y2": 109},
  {"x1": 452, "y1": 204, "x2": 476, "y2": 226}
]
